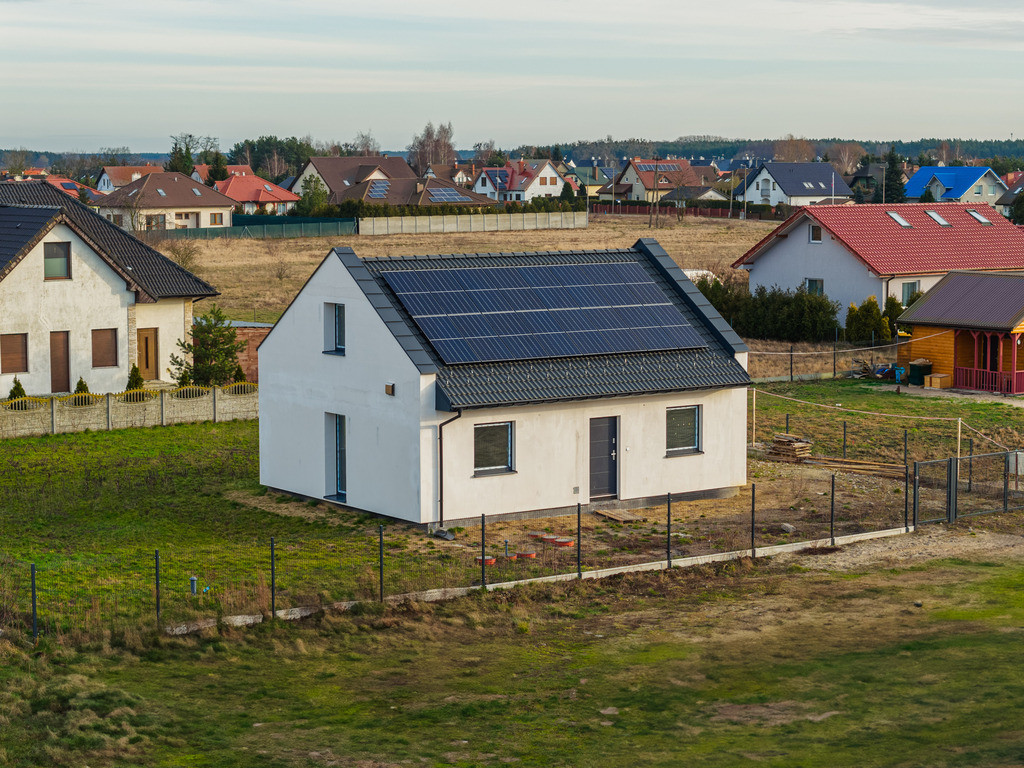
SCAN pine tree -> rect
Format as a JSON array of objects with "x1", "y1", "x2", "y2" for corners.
[
  {"x1": 126, "y1": 364, "x2": 144, "y2": 392},
  {"x1": 559, "y1": 182, "x2": 575, "y2": 202},
  {"x1": 7, "y1": 377, "x2": 26, "y2": 400},
  {"x1": 883, "y1": 148, "x2": 907, "y2": 204},
  {"x1": 1011, "y1": 193, "x2": 1024, "y2": 225},
  {"x1": 165, "y1": 139, "x2": 195, "y2": 176},
  {"x1": 919, "y1": 187, "x2": 936, "y2": 203},
  {"x1": 74, "y1": 377, "x2": 89, "y2": 394},
  {"x1": 206, "y1": 151, "x2": 230, "y2": 185},
  {"x1": 169, "y1": 305, "x2": 246, "y2": 387}
]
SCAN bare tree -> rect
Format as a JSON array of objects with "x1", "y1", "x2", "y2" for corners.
[
  {"x1": 407, "y1": 122, "x2": 457, "y2": 174},
  {"x1": 773, "y1": 135, "x2": 816, "y2": 162},
  {"x1": 353, "y1": 131, "x2": 381, "y2": 156},
  {"x1": 3, "y1": 147, "x2": 29, "y2": 175},
  {"x1": 262, "y1": 149, "x2": 288, "y2": 180},
  {"x1": 828, "y1": 142, "x2": 867, "y2": 175}
]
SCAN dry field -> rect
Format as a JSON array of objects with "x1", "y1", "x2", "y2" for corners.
[
  {"x1": 161, "y1": 215, "x2": 774, "y2": 323},
  {"x1": 746, "y1": 338, "x2": 900, "y2": 380}
]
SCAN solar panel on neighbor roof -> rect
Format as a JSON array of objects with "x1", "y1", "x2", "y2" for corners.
[
  {"x1": 382, "y1": 262, "x2": 706, "y2": 364},
  {"x1": 61, "y1": 182, "x2": 77, "y2": 190},
  {"x1": 636, "y1": 163, "x2": 680, "y2": 172}
]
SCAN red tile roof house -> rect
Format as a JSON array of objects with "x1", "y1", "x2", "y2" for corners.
[
  {"x1": 472, "y1": 159, "x2": 569, "y2": 203},
  {"x1": 596, "y1": 158, "x2": 701, "y2": 203},
  {"x1": 191, "y1": 164, "x2": 256, "y2": 183},
  {"x1": 732, "y1": 203, "x2": 1024, "y2": 323},
  {"x1": 214, "y1": 174, "x2": 299, "y2": 214}
]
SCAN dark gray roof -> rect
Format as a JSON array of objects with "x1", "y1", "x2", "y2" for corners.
[
  {"x1": 743, "y1": 162, "x2": 853, "y2": 197},
  {"x1": 0, "y1": 205, "x2": 60, "y2": 273},
  {"x1": 997, "y1": 185, "x2": 1024, "y2": 206},
  {"x1": 0, "y1": 181, "x2": 217, "y2": 301},
  {"x1": 336, "y1": 239, "x2": 749, "y2": 410},
  {"x1": 899, "y1": 271, "x2": 1024, "y2": 331}
]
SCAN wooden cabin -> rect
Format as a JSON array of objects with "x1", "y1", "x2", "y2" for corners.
[{"x1": 897, "y1": 271, "x2": 1024, "y2": 394}]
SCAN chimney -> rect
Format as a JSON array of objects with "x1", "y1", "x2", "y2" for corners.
[{"x1": 416, "y1": 182, "x2": 424, "y2": 194}]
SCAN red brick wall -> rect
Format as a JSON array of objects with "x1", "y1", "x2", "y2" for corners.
[{"x1": 235, "y1": 328, "x2": 270, "y2": 383}]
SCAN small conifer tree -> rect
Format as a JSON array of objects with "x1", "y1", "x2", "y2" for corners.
[
  {"x1": 74, "y1": 377, "x2": 89, "y2": 394},
  {"x1": 233, "y1": 363, "x2": 246, "y2": 382},
  {"x1": 8, "y1": 377, "x2": 26, "y2": 401},
  {"x1": 126, "y1": 364, "x2": 144, "y2": 391}
]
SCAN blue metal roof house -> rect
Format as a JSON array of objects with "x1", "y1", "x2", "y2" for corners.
[
  {"x1": 905, "y1": 165, "x2": 1007, "y2": 206},
  {"x1": 258, "y1": 239, "x2": 750, "y2": 524}
]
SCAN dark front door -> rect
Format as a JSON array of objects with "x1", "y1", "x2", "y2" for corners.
[
  {"x1": 49, "y1": 331, "x2": 70, "y2": 393},
  {"x1": 137, "y1": 328, "x2": 158, "y2": 380},
  {"x1": 589, "y1": 416, "x2": 618, "y2": 499}
]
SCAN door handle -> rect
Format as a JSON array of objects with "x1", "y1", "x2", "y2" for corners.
[{"x1": 610, "y1": 450, "x2": 617, "y2": 459}]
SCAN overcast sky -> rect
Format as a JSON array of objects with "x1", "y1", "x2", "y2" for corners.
[{"x1": 3, "y1": 0, "x2": 1023, "y2": 153}]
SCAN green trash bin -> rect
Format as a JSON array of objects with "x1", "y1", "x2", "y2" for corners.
[{"x1": 908, "y1": 362, "x2": 932, "y2": 386}]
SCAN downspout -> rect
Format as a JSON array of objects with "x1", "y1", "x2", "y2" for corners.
[{"x1": 437, "y1": 408, "x2": 463, "y2": 526}]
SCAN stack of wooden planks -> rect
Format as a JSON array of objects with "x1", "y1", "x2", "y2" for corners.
[
  {"x1": 802, "y1": 456, "x2": 906, "y2": 480},
  {"x1": 768, "y1": 433, "x2": 813, "y2": 461}
]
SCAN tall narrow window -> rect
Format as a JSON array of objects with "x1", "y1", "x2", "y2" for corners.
[
  {"x1": 474, "y1": 422, "x2": 513, "y2": 475},
  {"x1": 334, "y1": 304, "x2": 345, "y2": 353},
  {"x1": 324, "y1": 303, "x2": 345, "y2": 354},
  {"x1": 335, "y1": 414, "x2": 347, "y2": 501},
  {"x1": 666, "y1": 406, "x2": 700, "y2": 455},
  {"x1": 44, "y1": 242, "x2": 71, "y2": 280}
]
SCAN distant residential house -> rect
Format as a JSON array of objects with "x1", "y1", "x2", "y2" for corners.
[
  {"x1": 845, "y1": 163, "x2": 912, "y2": 196},
  {"x1": 190, "y1": 164, "x2": 255, "y2": 184},
  {"x1": 291, "y1": 155, "x2": 418, "y2": 202},
  {"x1": 732, "y1": 203, "x2": 1024, "y2": 322},
  {"x1": 473, "y1": 159, "x2": 569, "y2": 203},
  {"x1": 689, "y1": 165, "x2": 720, "y2": 186},
  {"x1": 897, "y1": 271, "x2": 1024, "y2": 395},
  {"x1": 736, "y1": 163, "x2": 852, "y2": 206},
  {"x1": 424, "y1": 164, "x2": 476, "y2": 187},
  {"x1": 0, "y1": 181, "x2": 217, "y2": 391},
  {"x1": 596, "y1": 158, "x2": 699, "y2": 203},
  {"x1": 95, "y1": 165, "x2": 164, "y2": 193},
  {"x1": 1001, "y1": 171, "x2": 1024, "y2": 189},
  {"x1": 214, "y1": 174, "x2": 300, "y2": 214},
  {"x1": 996, "y1": 184, "x2": 1024, "y2": 218},
  {"x1": 659, "y1": 186, "x2": 728, "y2": 206},
  {"x1": 36, "y1": 177, "x2": 102, "y2": 205},
  {"x1": 905, "y1": 166, "x2": 1007, "y2": 206},
  {"x1": 95, "y1": 172, "x2": 235, "y2": 231},
  {"x1": 258, "y1": 238, "x2": 749, "y2": 523},
  {"x1": 565, "y1": 166, "x2": 610, "y2": 199}
]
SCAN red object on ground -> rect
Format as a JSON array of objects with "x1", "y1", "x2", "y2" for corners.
[
  {"x1": 516, "y1": 551, "x2": 537, "y2": 559},
  {"x1": 475, "y1": 556, "x2": 497, "y2": 566},
  {"x1": 554, "y1": 538, "x2": 575, "y2": 548}
]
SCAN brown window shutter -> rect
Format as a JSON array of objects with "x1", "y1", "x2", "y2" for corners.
[
  {"x1": 91, "y1": 328, "x2": 118, "y2": 367},
  {"x1": 0, "y1": 333, "x2": 28, "y2": 374}
]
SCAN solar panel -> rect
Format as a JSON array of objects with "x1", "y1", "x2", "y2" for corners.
[
  {"x1": 382, "y1": 262, "x2": 706, "y2": 364},
  {"x1": 61, "y1": 182, "x2": 77, "y2": 190},
  {"x1": 636, "y1": 163, "x2": 681, "y2": 172}
]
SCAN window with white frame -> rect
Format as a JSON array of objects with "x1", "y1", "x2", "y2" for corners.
[
  {"x1": 324, "y1": 303, "x2": 345, "y2": 354},
  {"x1": 809, "y1": 224, "x2": 823, "y2": 243},
  {"x1": 666, "y1": 406, "x2": 700, "y2": 455},
  {"x1": 805, "y1": 278, "x2": 824, "y2": 296},
  {"x1": 474, "y1": 422, "x2": 513, "y2": 475},
  {"x1": 331, "y1": 413, "x2": 347, "y2": 501}
]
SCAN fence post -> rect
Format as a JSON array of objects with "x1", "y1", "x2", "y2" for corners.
[
  {"x1": 843, "y1": 421, "x2": 848, "y2": 459},
  {"x1": 480, "y1": 513, "x2": 486, "y2": 589},
  {"x1": 576, "y1": 502, "x2": 582, "y2": 579},
  {"x1": 789, "y1": 346, "x2": 794, "y2": 382},
  {"x1": 1004, "y1": 452, "x2": 1010, "y2": 513},
  {"x1": 968, "y1": 438, "x2": 973, "y2": 493},
  {"x1": 160, "y1": 390, "x2": 166, "y2": 427},
  {"x1": 212, "y1": 386, "x2": 218, "y2": 423},
  {"x1": 270, "y1": 536, "x2": 276, "y2": 618},
  {"x1": 750, "y1": 483, "x2": 756, "y2": 558},
  {"x1": 31, "y1": 563, "x2": 37, "y2": 642},
  {"x1": 155, "y1": 549, "x2": 161, "y2": 624},
  {"x1": 913, "y1": 461, "x2": 920, "y2": 527},
  {"x1": 833, "y1": 344, "x2": 837, "y2": 378},
  {"x1": 830, "y1": 474, "x2": 836, "y2": 546},
  {"x1": 785, "y1": 413, "x2": 790, "y2": 434},
  {"x1": 904, "y1": 429, "x2": 908, "y2": 467},
  {"x1": 666, "y1": 492, "x2": 672, "y2": 568},
  {"x1": 946, "y1": 458, "x2": 955, "y2": 524},
  {"x1": 904, "y1": 465, "x2": 910, "y2": 532},
  {"x1": 50, "y1": 397, "x2": 56, "y2": 434},
  {"x1": 106, "y1": 393, "x2": 112, "y2": 431},
  {"x1": 377, "y1": 525, "x2": 385, "y2": 602}
]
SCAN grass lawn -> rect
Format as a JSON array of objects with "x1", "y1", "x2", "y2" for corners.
[{"x1": 2, "y1": 548, "x2": 1024, "y2": 767}]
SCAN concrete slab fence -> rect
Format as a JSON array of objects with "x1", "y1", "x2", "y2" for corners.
[{"x1": 358, "y1": 210, "x2": 588, "y2": 235}]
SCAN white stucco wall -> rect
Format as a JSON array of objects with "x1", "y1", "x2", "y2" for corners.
[
  {"x1": 135, "y1": 299, "x2": 191, "y2": 382},
  {"x1": 0, "y1": 224, "x2": 133, "y2": 395},
  {"x1": 259, "y1": 253, "x2": 425, "y2": 519},
  {"x1": 428, "y1": 387, "x2": 747, "y2": 523}
]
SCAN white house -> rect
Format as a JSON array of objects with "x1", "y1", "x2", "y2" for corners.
[
  {"x1": 95, "y1": 165, "x2": 164, "y2": 193},
  {"x1": 473, "y1": 159, "x2": 569, "y2": 203},
  {"x1": 0, "y1": 182, "x2": 218, "y2": 393},
  {"x1": 736, "y1": 162, "x2": 852, "y2": 207},
  {"x1": 96, "y1": 173, "x2": 235, "y2": 231},
  {"x1": 259, "y1": 238, "x2": 750, "y2": 525},
  {"x1": 732, "y1": 203, "x2": 1024, "y2": 322}
]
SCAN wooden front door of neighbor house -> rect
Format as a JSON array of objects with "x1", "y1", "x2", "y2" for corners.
[
  {"x1": 49, "y1": 331, "x2": 70, "y2": 393},
  {"x1": 589, "y1": 416, "x2": 619, "y2": 499},
  {"x1": 137, "y1": 328, "x2": 158, "y2": 380}
]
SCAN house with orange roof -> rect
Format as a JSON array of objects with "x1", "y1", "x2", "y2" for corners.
[
  {"x1": 597, "y1": 158, "x2": 700, "y2": 203},
  {"x1": 191, "y1": 164, "x2": 255, "y2": 183},
  {"x1": 472, "y1": 159, "x2": 568, "y2": 203},
  {"x1": 732, "y1": 203, "x2": 1024, "y2": 322},
  {"x1": 214, "y1": 174, "x2": 299, "y2": 214},
  {"x1": 44, "y1": 176, "x2": 103, "y2": 204}
]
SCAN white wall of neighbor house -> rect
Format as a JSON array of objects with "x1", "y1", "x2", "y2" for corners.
[
  {"x1": 0, "y1": 224, "x2": 132, "y2": 395},
  {"x1": 135, "y1": 298, "x2": 193, "y2": 382},
  {"x1": 258, "y1": 253, "x2": 425, "y2": 519},
  {"x1": 422, "y1": 386, "x2": 747, "y2": 524}
]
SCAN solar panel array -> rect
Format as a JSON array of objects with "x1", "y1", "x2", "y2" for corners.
[
  {"x1": 636, "y1": 163, "x2": 681, "y2": 172},
  {"x1": 60, "y1": 182, "x2": 78, "y2": 190},
  {"x1": 368, "y1": 180, "x2": 391, "y2": 199},
  {"x1": 485, "y1": 170, "x2": 509, "y2": 190},
  {"x1": 428, "y1": 187, "x2": 473, "y2": 203},
  {"x1": 382, "y1": 262, "x2": 706, "y2": 365}
]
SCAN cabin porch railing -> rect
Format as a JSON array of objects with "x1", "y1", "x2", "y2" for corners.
[{"x1": 953, "y1": 366, "x2": 1024, "y2": 394}]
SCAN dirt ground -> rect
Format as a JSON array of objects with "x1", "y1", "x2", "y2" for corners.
[{"x1": 160, "y1": 216, "x2": 774, "y2": 322}]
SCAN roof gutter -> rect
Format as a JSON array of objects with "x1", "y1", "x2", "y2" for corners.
[{"x1": 437, "y1": 408, "x2": 463, "y2": 526}]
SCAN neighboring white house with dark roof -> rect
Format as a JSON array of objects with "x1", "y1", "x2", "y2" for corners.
[
  {"x1": 0, "y1": 182, "x2": 218, "y2": 392},
  {"x1": 258, "y1": 238, "x2": 749, "y2": 524},
  {"x1": 736, "y1": 162, "x2": 852, "y2": 207}
]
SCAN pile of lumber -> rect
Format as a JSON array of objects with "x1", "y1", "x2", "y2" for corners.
[
  {"x1": 803, "y1": 456, "x2": 906, "y2": 480},
  {"x1": 768, "y1": 433, "x2": 813, "y2": 461}
]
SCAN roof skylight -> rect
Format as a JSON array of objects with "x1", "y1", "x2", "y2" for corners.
[
  {"x1": 924, "y1": 210, "x2": 950, "y2": 226},
  {"x1": 887, "y1": 211, "x2": 912, "y2": 228},
  {"x1": 192, "y1": 188, "x2": 202, "y2": 196},
  {"x1": 264, "y1": 184, "x2": 274, "y2": 191},
  {"x1": 966, "y1": 209, "x2": 992, "y2": 225},
  {"x1": 156, "y1": 188, "x2": 166, "y2": 197}
]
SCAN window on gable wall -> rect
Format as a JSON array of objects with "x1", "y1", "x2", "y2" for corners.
[
  {"x1": 43, "y1": 242, "x2": 71, "y2": 280},
  {"x1": 474, "y1": 422, "x2": 513, "y2": 475},
  {"x1": 809, "y1": 225, "x2": 823, "y2": 243}
]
